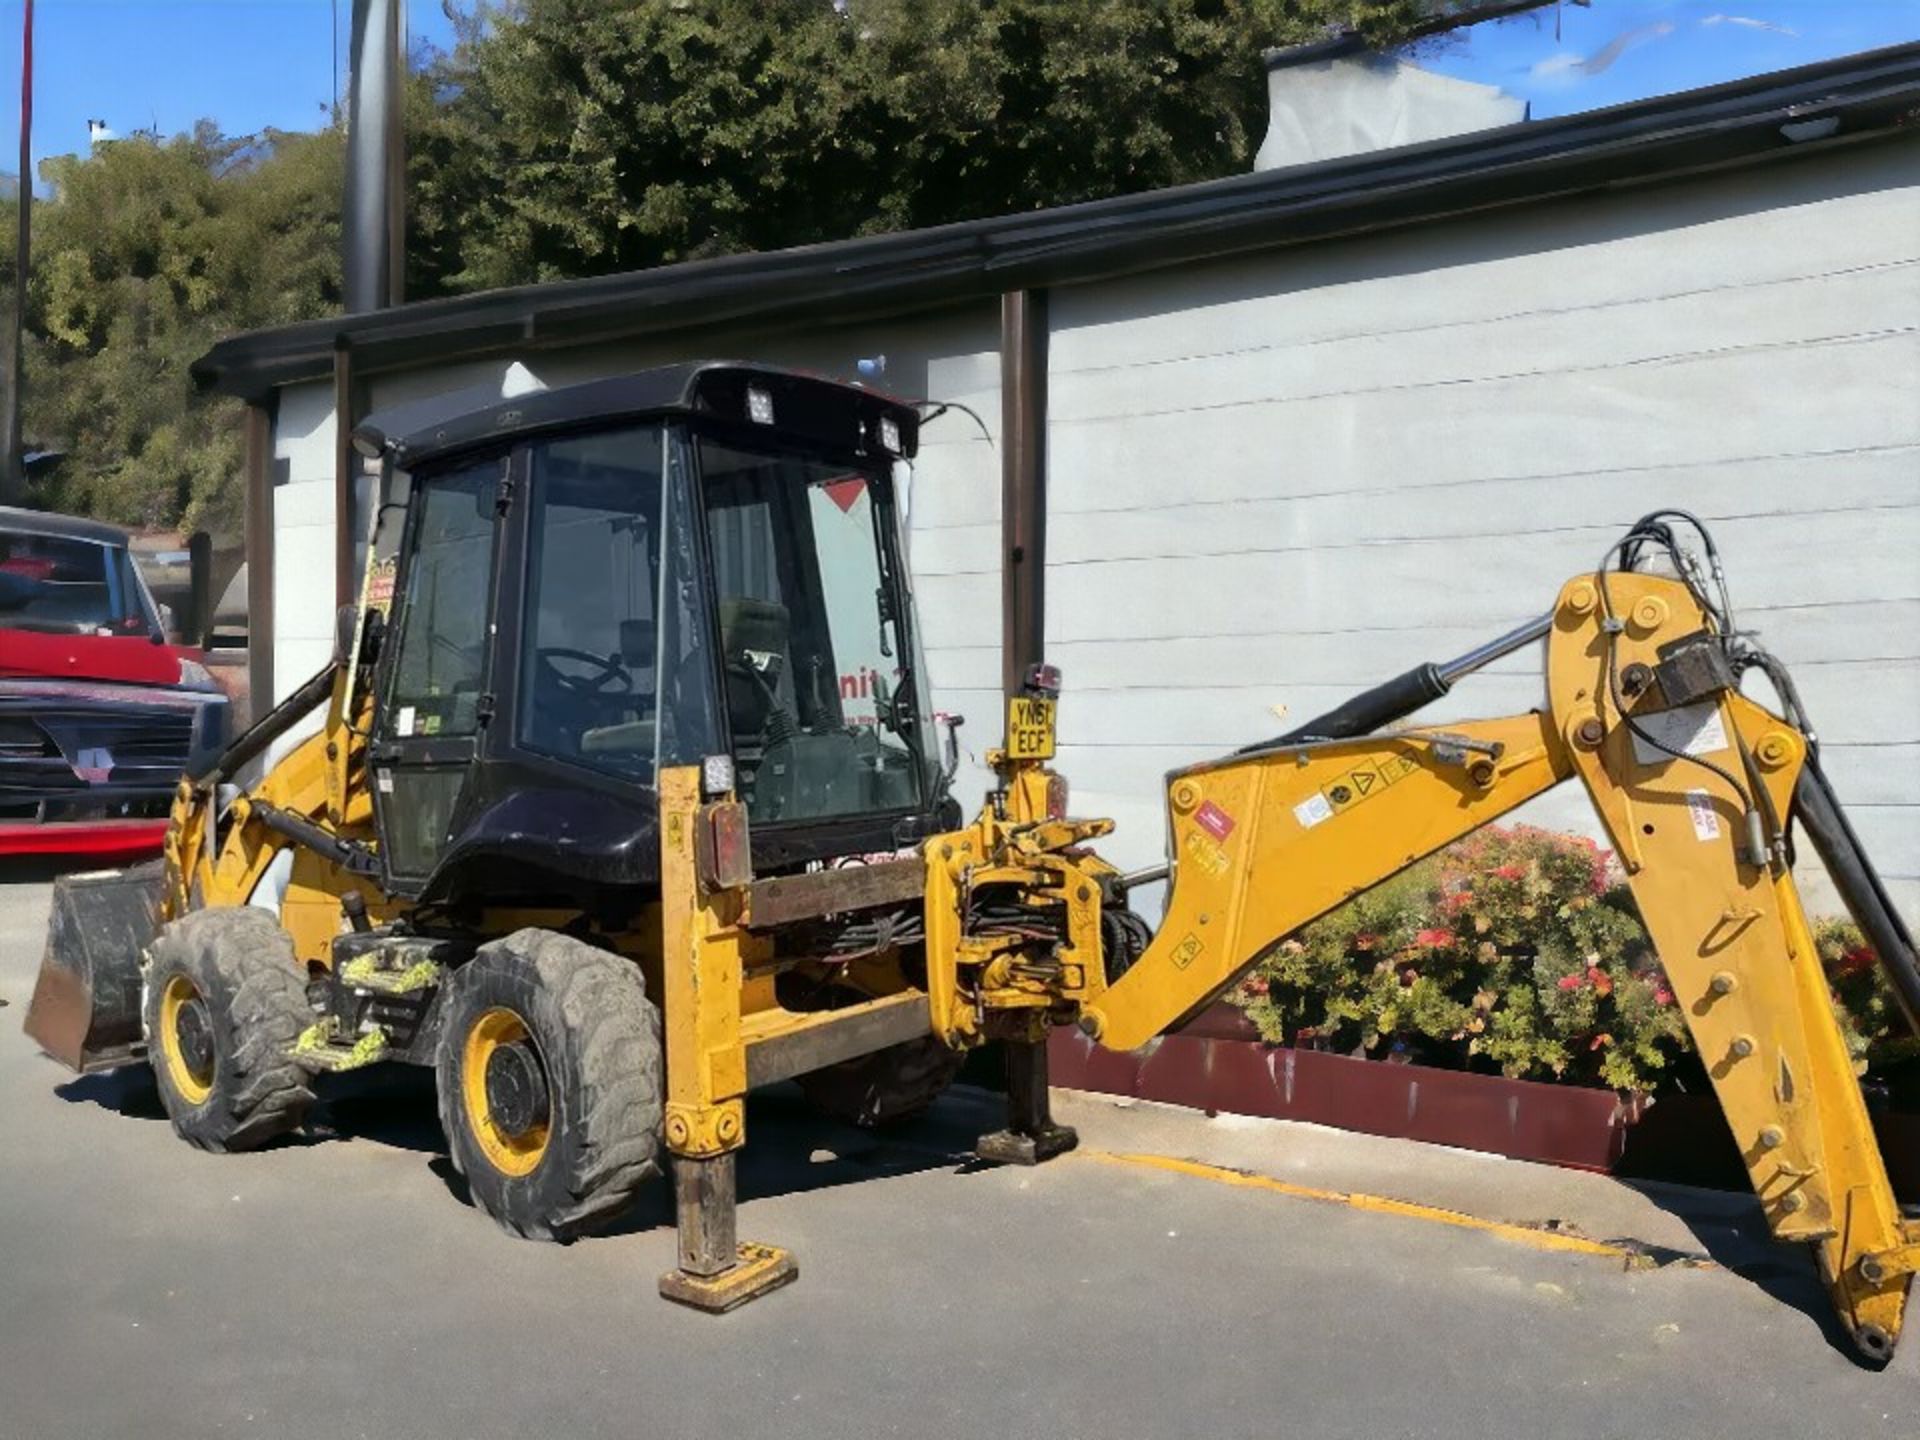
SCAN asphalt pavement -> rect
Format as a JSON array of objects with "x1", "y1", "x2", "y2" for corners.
[{"x1": 0, "y1": 864, "x2": 1913, "y2": 1439}]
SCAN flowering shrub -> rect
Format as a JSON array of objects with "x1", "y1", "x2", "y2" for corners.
[
  {"x1": 1815, "y1": 917, "x2": 1920, "y2": 1076},
  {"x1": 1235, "y1": 826, "x2": 1915, "y2": 1091}
]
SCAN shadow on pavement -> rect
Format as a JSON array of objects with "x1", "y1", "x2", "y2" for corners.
[
  {"x1": 53, "y1": 1064, "x2": 167, "y2": 1120},
  {"x1": 1627, "y1": 1177, "x2": 1871, "y2": 1365},
  {"x1": 302, "y1": 1062, "x2": 1002, "y2": 1241}
]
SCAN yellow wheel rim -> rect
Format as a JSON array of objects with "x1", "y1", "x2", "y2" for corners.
[
  {"x1": 158, "y1": 973, "x2": 215, "y2": 1106},
  {"x1": 461, "y1": 1007, "x2": 551, "y2": 1177}
]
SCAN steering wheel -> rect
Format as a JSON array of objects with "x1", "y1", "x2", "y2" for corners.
[{"x1": 538, "y1": 646, "x2": 631, "y2": 695}]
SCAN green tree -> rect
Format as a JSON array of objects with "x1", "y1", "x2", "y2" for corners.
[
  {"x1": 410, "y1": 0, "x2": 1434, "y2": 294},
  {"x1": 17, "y1": 0, "x2": 1454, "y2": 530},
  {"x1": 20, "y1": 125, "x2": 342, "y2": 536}
]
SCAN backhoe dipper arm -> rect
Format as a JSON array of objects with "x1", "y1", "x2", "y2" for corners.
[{"x1": 1080, "y1": 570, "x2": 1915, "y2": 1365}]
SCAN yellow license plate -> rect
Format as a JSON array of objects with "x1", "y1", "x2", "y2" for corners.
[{"x1": 1006, "y1": 695, "x2": 1057, "y2": 760}]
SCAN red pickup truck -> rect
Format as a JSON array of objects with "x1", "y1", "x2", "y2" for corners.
[{"x1": 0, "y1": 506, "x2": 230, "y2": 862}]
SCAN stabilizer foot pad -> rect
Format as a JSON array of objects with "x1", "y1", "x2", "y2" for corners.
[
  {"x1": 658, "y1": 1243, "x2": 797, "y2": 1313},
  {"x1": 976, "y1": 1123, "x2": 1079, "y2": 1166}
]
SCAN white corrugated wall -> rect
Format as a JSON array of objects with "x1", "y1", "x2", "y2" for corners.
[{"x1": 986, "y1": 142, "x2": 1918, "y2": 918}]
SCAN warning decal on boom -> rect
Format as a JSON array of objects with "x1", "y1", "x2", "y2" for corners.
[{"x1": 1319, "y1": 751, "x2": 1421, "y2": 817}]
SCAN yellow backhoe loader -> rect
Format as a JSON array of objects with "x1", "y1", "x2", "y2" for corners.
[{"x1": 25, "y1": 364, "x2": 1919, "y2": 1363}]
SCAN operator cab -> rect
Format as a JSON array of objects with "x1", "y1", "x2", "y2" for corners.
[{"x1": 351, "y1": 363, "x2": 948, "y2": 906}]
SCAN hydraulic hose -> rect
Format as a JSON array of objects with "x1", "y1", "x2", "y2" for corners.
[
  {"x1": 1794, "y1": 755, "x2": 1920, "y2": 1037},
  {"x1": 1272, "y1": 662, "x2": 1452, "y2": 745}
]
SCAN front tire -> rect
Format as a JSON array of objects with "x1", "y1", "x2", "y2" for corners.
[
  {"x1": 142, "y1": 908, "x2": 316, "y2": 1152},
  {"x1": 435, "y1": 929, "x2": 663, "y2": 1241}
]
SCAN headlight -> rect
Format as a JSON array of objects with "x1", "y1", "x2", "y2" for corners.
[{"x1": 177, "y1": 657, "x2": 219, "y2": 692}]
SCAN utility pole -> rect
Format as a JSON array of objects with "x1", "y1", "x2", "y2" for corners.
[
  {"x1": 1, "y1": 0, "x2": 33, "y2": 505},
  {"x1": 343, "y1": 0, "x2": 405, "y2": 313}
]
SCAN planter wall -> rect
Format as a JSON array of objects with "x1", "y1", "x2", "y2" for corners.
[{"x1": 1049, "y1": 1005, "x2": 1918, "y2": 1200}]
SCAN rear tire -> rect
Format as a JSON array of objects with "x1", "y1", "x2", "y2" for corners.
[
  {"x1": 142, "y1": 908, "x2": 316, "y2": 1152},
  {"x1": 797, "y1": 1034, "x2": 963, "y2": 1130},
  {"x1": 435, "y1": 929, "x2": 663, "y2": 1241}
]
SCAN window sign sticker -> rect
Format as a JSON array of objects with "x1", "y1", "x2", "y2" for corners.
[
  {"x1": 1686, "y1": 788, "x2": 1722, "y2": 841},
  {"x1": 1630, "y1": 702, "x2": 1729, "y2": 767},
  {"x1": 396, "y1": 705, "x2": 416, "y2": 738},
  {"x1": 1293, "y1": 792, "x2": 1334, "y2": 829}
]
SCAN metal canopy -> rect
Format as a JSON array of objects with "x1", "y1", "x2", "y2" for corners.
[{"x1": 194, "y1": 42, "x2": 1920, "y2": 402}]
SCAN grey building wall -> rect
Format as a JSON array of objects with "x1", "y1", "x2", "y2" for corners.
[{"x1": 267, "y1": 140, "x2": 1918, "y2": 919}]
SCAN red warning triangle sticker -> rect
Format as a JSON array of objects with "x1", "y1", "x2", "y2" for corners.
[{"x1": 823, "y1": 476, "x2": 867, "y2": 513}]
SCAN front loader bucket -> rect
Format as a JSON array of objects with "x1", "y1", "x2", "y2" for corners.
[{"x1": 23, "y1": 862, "x2": 164, "y2": 1073}]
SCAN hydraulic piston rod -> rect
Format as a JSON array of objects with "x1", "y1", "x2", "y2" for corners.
[
  {"x1": 1435, "y1": 613, "x2": 1552, "y2": 685},
  {"x1": 1250, "y1": 612, "x2": 1554, "y2": 750}
]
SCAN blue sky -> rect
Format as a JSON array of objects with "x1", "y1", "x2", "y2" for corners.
[{"x1": 0, "y1": 0, "x2": 1917, "y2": 186}]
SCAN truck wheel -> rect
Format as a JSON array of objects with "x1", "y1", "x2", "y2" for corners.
[
  {"x1": 797, "y1": 1034, "x2": 963, "y2": 1130},
  {"x1": 142, "y1": 908, "x2": 316, "y2": 1152},
  {"x1": 435, "y1": 929, "x2": 663, "y2": 1241}
]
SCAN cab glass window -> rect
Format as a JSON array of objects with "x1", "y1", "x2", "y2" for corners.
[
  {"x1": 518, "y1": 425, "x2": 666, "y2": 781},
  {"x1": 699, "y1": 437, "x2": 927, "y2": 823},
  {"x1": 386, "y1": 463, "x2": 497, "y2": 739}
]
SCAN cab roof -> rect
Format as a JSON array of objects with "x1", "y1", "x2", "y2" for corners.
[{"x1": 354, "y1": 361, "x2": 919, "y2": 471}]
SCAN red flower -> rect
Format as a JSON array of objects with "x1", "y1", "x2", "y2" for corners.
[
  {"x1": 1834, "y1": 945, "x2": 1877, "y2": 978},
  {"x1": 1587, "y1": 966, "x2": 1614, "y2": 998},
  {"x1": 1557, "y1": 973, "x2": 1584, "y2": 992},
  {"x1": 1589, "y1": 1032, "x2": 1615, "y2": 1051},
  {"x1": 1493, "y1": 864, "x2": 1525, "y2": 881},
  {"x1": 1415, "y1": 928, "x2": 1455, "y2": 949},
  {"x1": 1354, "y1": 932, "x2": 1379, "y2": 952},
  {"x1": 1654, "y1": 986, "x2": 1674, "y2": 1006},
  {"x1": 1240, "y1": 976, "x2": 1270, "y2": 997}
]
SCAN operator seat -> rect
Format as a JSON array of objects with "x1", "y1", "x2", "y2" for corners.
[{"x1": 720, "y1": 597, "x2": 794, "y2": 743}]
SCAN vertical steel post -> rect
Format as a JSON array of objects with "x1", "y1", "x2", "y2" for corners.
[
  {"x1": 244, "y1": 401, "x2": 276, "y2": 711},
  {"x1": 385, "y1": 0, "x2": 407, "y2": 306},
  {"x1": 0, "y1": 0, "x2": 33, "y2": 504},
  {"x1": 332, "y1": 341, "x2": 357, "y2": 608},
  {"x1": 986, "y1": 287, "x2": 1075, "y2": 1166},
  {"x1": 1000, "y1": 288, "x2": 1048, "y2": 699}
]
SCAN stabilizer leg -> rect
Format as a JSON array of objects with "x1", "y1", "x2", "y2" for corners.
[
  {"x1": 657, "y1": 1152, "x2": 796, "y2": 1313},
  {"x1": 977, "y1": 1037, "x2": 1078, "y2": 1165}
]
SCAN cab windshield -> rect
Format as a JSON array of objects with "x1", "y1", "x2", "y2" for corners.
[{"x1": 699, "y1": 435, "x2": 930, "y2": 824}]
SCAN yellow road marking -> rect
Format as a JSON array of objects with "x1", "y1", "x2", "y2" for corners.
[{"x1": 1077, "y1": 1149, "x2": 1644, "y2": 1262}]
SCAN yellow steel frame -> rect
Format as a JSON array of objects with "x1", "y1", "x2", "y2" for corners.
[{"x1": 921, "y1": 571, "x2": 1913, "y2": 1355}]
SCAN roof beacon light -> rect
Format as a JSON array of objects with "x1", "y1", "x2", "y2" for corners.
[
  {"x1": 1024, "y1": 662, "x2": 1062, "y2": 698},
  {"x1": 746, "y1": 386, "x2": 775, "y2": 425}
]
